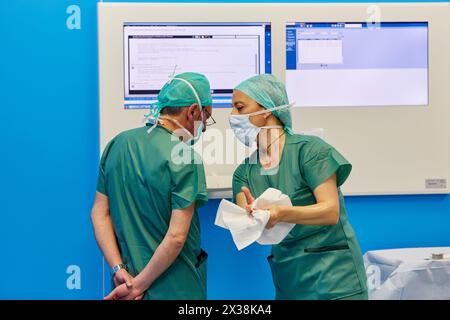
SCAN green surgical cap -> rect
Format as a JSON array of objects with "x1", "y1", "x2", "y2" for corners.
[
  {"x1": 234, "y1": 74, "x2": 293, "y2": 135},
  {"x1": 145, "y1": 72, "x2": 212, "y2": 125},
  {"x1": 157, "y1": 72, "x2": 212, "y2": 109}
]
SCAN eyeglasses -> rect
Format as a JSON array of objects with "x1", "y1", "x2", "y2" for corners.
[{"x1": 203, "y1": 108, "x2": 216, "y2": 127}]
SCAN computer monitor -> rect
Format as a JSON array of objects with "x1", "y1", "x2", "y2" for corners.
[
  {"x1": 286, "y1": 22, "x2": 428, "y2": 107},
  {"x1": 123, "y1": 22, "x2": 271, "y2": 109}
]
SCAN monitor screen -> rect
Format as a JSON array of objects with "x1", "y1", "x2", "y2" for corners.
[
  {"x1": 123, "y1": 22, "x2": 271, "y2": 109},
  {"x1": 286, "y1": 22, "x2": 428, "y2": 107}
]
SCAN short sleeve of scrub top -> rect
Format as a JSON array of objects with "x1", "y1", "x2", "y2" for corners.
[
  {"x1": 168, "y1": 149, "x2": 208, "y2": 210},
  {"x1": 96, "y1": 139, "x2": 115, "y2": 196},
  {"x1": 232, "y1": 163, "x2": 250, "y2": 202},
  {"x1": 302, "y1": 137, "x2": 352, "y2": 191}
]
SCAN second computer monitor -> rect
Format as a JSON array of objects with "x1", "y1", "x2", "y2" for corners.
[{"x1": 286, "y1": 22, "x2": 428, "y2": 107}]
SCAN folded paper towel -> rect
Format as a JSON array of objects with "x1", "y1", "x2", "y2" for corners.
[{"x1": 215, "y1": 188, "x2": 295, "y2": 250}]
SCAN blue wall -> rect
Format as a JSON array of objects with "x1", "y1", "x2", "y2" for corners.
[{"x1": 1, "y1": 0, "x2": 449, "y2": 299}]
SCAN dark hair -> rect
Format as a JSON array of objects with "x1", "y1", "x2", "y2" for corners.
[{"x1": 160, "y1": 106, "x2": 187, "y2": 116}]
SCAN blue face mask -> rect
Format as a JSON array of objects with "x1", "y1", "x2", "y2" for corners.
[{"x1": 229, "y1": 104, "x2": 293, "y2": 147}]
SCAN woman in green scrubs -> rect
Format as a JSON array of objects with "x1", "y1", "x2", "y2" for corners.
[{"x1": 230, "y1": 74, "x2": 368, "y2": 300}]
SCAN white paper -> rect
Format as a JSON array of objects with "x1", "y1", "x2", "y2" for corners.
[{"x1": 215, "y1": 188, "x2": 295, "y2": 250}]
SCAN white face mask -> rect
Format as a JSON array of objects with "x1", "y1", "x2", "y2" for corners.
[{"x1": 229, "y1": 103, "x2": 293, "y2": 147}]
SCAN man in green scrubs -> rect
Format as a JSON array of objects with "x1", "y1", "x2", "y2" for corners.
[
  {"x1": 230, "y1": 74, "x2": 368, "y2": 300},
  {"x1": 91, "y1": 72, "x2": 213, "y2": 300}
]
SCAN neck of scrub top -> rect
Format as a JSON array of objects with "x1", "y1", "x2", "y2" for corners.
[{"x1": 257, "y1": 127, "x2": 286, "y2": 159}]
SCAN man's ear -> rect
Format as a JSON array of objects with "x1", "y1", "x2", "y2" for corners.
[
  {"x1": 188, "y1": 103, "x2": 200, "y2": 120},
  {"x1": 180, "y1": 105, "x2": 191, "y2": 120}
]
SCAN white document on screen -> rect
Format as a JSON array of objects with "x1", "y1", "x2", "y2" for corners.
[{"x1": 215, "y1": 188, "x2": 295, "y2": 250}]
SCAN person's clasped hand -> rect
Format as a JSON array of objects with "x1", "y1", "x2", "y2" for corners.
[{"x1": 105, "y1": 269, "x2": 145, "y2": 300}]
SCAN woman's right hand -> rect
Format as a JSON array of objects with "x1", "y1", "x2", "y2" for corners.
[{"x1": 241, "y1": 186, "x2": 255, "y2": 214}]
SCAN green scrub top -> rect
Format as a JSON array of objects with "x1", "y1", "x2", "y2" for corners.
[
  {"x1": 232, "y1": 133, "x2": 368, "y2": 300},
  {"x1": 97, "y1": 125, "x2": 209, "y2": 300}
]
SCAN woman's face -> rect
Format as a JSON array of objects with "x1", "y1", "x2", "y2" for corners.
[{"x1": 231, "y1": 90, "x2": 268, "y2": 127}]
